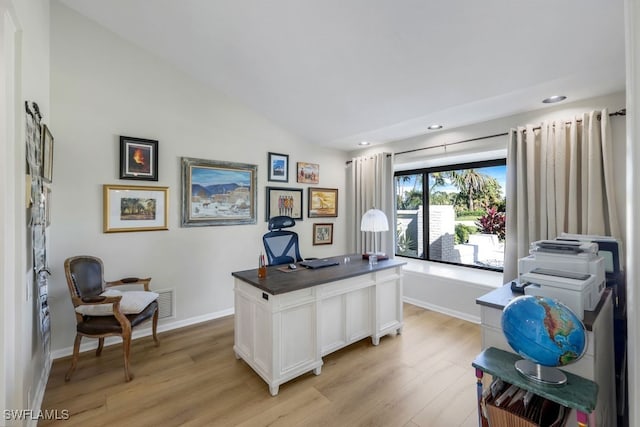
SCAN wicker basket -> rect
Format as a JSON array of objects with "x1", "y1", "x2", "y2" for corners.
[{"x1": 484, "y1": 392, "x2": 568, "y2": 427}]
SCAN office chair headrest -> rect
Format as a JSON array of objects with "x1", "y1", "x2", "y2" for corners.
[{"x1": 268, "y1": 215, "x2": 296, "y2": 231}]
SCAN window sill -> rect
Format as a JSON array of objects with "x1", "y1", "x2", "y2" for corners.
[{"x1": 401, "y1": 258, "x2": 504, "y2": 288}]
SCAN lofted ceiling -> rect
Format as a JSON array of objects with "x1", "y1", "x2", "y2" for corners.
[{"x1": 58, "y1": 0, "x2": 626, "y2": 151}]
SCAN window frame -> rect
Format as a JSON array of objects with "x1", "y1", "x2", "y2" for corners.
[{"x1": 394, "y1": 158, "x2": 507, "y2": 272}]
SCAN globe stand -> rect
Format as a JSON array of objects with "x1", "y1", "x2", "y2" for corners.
[{"x1": 515, "y1": 359, "x2": 567, "y2": 386}]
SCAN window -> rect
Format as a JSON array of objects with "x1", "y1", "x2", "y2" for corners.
[{"x1": 394, "y1": 159, "x2": 507, "y2": 271}]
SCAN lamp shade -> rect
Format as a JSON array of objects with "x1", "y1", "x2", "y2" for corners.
[{"x1": 360, "y1": 208, "x2": 389, "y2": 232}]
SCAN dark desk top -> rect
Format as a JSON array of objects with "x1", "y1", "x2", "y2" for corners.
[
  {"x1": 231, "y1": 254, "x2": 406, "y2": 295},
  {"x1": 473, "y1": 347, "x2": 598, "y2": 413},
  {"x1": 475, "y1": 282, "x2": 611, "y2": 331}
]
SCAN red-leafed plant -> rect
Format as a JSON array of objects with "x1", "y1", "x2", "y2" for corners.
[{"x1": 476, "y1": 207, "x2": 506, "y2": 241}]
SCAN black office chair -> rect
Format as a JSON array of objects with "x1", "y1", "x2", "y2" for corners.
[{"x1": 263, "y1": 216, "x2": 303, "y2": 266}]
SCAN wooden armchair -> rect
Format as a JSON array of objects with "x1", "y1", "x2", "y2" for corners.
[{"x1": 63, "y1": 255, "x2": 159, "y2": 382}]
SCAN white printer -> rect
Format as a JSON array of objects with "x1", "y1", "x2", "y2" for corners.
[{"x1": 519, "y1": 239, "x2": 606, "y2": 319}]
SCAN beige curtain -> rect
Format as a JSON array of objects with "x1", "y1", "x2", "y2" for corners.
[
  {"x1": 503, "y1": 109, "x2": 621, "y2": 280},
  {"x1": 346, "y1": 152, "x2": 394, "y2": 256}
]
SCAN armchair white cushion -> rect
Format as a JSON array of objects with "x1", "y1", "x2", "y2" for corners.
[{"x1": 75, "y1": 289, "x2": 159, "y2": 316}]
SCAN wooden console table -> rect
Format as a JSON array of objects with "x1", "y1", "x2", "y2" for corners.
[
  {"x1": 473, "y1": 347, "x2": 598, "y2": 427},
  {"x1": 232, "y1": 255, "x2": 405, "y2": 395}
]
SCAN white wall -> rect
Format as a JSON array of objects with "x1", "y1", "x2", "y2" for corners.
[
  {"x1": 402, "y1": 261, "x2": 503, "y2": 323},
  {"x1": 350, "y1": 93, "x2": 628, "y2": 322},
  {"x1": 624, "y1": 1, "x2": 639, "y2": 426},
  {"x1": 48, "y1": 3, "x2": 349, "y2": 357},
  {"x1": 1, "y1": 0, "x2": 51, "y2": 420}
]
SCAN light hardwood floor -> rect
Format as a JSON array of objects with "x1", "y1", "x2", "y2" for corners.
[{"x1": 40, "y1": 303, "x2": 482, "y2": 427}]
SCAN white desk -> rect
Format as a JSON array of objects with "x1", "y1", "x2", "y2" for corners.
[
  {"x1": 232, "y1": 255, "x2": 405, "y2": 395},
  {"x1": 476, "y1": 285, "x2": 616, "y2": 427}
]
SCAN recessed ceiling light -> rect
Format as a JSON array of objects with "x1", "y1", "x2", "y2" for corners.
[
  {"x1": 358, "y1": 141, "x2": 370, "y2": 146},
  {"x1": 427, "y1": 124, "x2": 443, "y2": 130},
  {"x1": 542, "y1": 95, "x2": 567, "y2": 104}
]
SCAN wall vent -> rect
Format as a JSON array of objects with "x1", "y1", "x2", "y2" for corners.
[{"x1": 156, "y1": 289, "x2": 175, "y2": 319}]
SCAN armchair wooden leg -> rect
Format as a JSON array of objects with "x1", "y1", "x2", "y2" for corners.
[
  {"x1": 122, "y1": 333, "x2": 133, "y2": 382},
  {"x1": 152, "y1": 306, "x2": 160, "y2": 346},
  {"x1": 96, "y1": 337, "x2": 104, "y2": 356},
  {"x1": 65, "y1": 334, "x2": 82, "y2": 381}
]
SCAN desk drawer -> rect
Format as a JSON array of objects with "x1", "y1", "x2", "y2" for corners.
[
  {"x1": 317, "y1": 275, "x2": 373, "y2": 298},
  {"x1": 234, "y1": 279, "x2": 315, "y2": 311},
  {"x1": 275, "y1": 287, "x2": 315, "y2": 310},
  {"x1": 375, "y1": 267, "x2": 401, "y2": 282}
]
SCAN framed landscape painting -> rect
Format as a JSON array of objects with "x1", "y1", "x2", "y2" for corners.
[
  {"x1": 103, "y1": 184, "x2": 168, "y2": 232},
  {"x1": 308, "y1": 188, "x2": 338, "y2": 218},
  {"x1": 181, "y1": 157, "x2": 257, "y2": 227},
  {"x1": 268, "y1": 152, "x2": 289, "y2": 182}
]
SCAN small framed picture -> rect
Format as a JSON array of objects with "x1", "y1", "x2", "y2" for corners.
[
  {"x1": 268, "y1": 152, "x2": 289, "y2": 182},
  {"x1": 103, "y1": 184, "x2": 169, "y2": 232},
  {"x1": 41, "y1": 124, "x2": 54, "y2": 183},
  {"x1": 297, "y1": 162, "x2": 319, "y2": 184},
  {"x1": 308, "y1": 188, "x2": 338, "y2": 218},
  {"x1": 313, "y1": 223, "x2": 333, "y2": 245},
  {"x1": 266, "y1": 187, "x2": 303, "y2": 220},
  {"x1": 119, "y1": 136, "x2": 158, "y2": 181}
]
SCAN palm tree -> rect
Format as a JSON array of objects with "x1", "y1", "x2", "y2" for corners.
[
  {"x1": 395, "y1": 175, "x2": 423, "y2": 209},
  {"x1": 449, "y1": 169, "x2": 488, "y2": 211},
  {"x1": 428, "y1": 172, "x2": 446, "y2": 193}
]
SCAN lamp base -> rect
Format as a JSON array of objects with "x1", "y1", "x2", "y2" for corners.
[
  {"x1": 362, "y1": 253, "x2": 389, "y2": 261},
  {"x1": 514, "y1": 359, "x2": 567, "y2": 386}
]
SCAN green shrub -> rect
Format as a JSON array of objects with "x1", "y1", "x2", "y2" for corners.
[{"x1": 455, "y1": 224, "x2": 478, "y2": 244}]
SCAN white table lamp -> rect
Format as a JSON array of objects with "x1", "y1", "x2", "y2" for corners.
[{"x1": 360, "y1": 208, "x2": 389, "y2": 260}]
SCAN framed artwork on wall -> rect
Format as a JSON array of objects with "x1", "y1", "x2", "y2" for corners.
[
  {"x1": 296, "y1": 162, "x2": 319, "y2": 184},
  {"x1": 103, "y1": 184, "x2": 169, "y2": 233},
  {"x1": 268, "y1": 152, "x2": 289, "y2": 182},
  {"x1": 41, "y1": 124, "x2": 54, "y2": 183},
  {"x1": 181, "y1": 157, "x2": 257, "y2": 227},
  {"x1": 308, "y1": 188, "x2": 338, "y2": 218},
  {"x1": 266, "y1": 187, "x2": 303, "y2": 220},
  {"x1": 119, "y1": 136, "x2": 159, "y2": 181},
  {"x1": 313, "y1": 223, "x2": 333, "y2": 245}
]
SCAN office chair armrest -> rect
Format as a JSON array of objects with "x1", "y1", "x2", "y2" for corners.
[{"x1": 106, "y1": 277, "x2": 152, "y2": 291}]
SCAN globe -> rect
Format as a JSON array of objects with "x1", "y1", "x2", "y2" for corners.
[{"x1": 502, "y1": 295, "x2": 587, "y2": 385}]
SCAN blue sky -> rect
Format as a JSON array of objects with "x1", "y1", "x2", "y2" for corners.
[{"x1": 192, "y1": 166, "x2": 252, "y2": 186}]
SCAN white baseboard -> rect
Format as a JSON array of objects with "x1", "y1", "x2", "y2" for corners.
[
  {"x1": 403, "y1": 296, "x2": 481, "y2": 324},
  {"x1": 29, "y1": 354, "x2": 52, "y2": 427},
  {"x1": 51, "y1": 307, "x2": 235, "y2": 360}
]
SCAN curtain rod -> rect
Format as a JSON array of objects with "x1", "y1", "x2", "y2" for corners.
[{"x1": 391, "y1": 108, "x2": 626, "y2": 157}]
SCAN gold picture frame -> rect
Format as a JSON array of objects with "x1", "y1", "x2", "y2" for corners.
[
  {"x1": 308, "y1": 188, "x2": 338, "y2": 218},
  {"x1": 103, "y1": 184, "x2": 169, "y2": 233}
]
